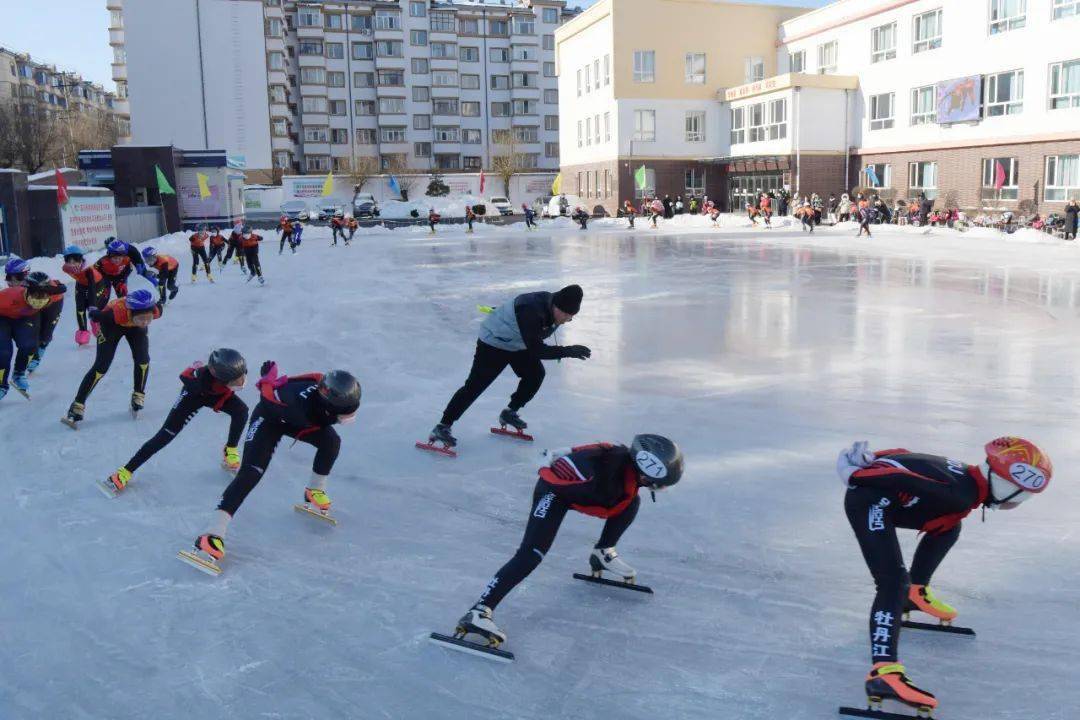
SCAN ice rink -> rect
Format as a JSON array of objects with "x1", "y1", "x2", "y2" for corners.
[{"x1": 2, "y1": 221, "x2": 1079, "y2": 719}]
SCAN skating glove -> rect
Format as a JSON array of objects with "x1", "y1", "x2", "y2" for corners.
[
  {"x1": 563, "y1": 345, "x2": 591, "y2": 360},
  {"x1": 836, "y1": 440, "x2": 875, "y2": 488}
]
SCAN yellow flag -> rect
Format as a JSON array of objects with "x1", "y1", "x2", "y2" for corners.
[
  {"x1": 321, "y1": 172, "x2": 335, "y2": 197},
  {"x1": 196, "y1": 172, "x2": 212, "y2": 200},
  {"x1": 551, "y1": 173, "x2": 562, "y2": 195}
]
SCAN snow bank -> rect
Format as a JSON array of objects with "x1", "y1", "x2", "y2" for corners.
[{"x1": 380, "y1": 192, "x2": 486, "y2": 219}]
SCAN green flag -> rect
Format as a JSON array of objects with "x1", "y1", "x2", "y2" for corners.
[
  {"x1": 634, "y1": 165, "x2": 648, "y2": 191},
  {"x1": 155, "y1": 164, "x2": 176, "y2": 195}
]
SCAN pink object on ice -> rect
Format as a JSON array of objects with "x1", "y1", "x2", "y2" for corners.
[{"x1": 75, "y1": 330, "x2": 91, "y2": 346}]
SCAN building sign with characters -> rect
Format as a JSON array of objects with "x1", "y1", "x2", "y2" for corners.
[{"x1": 62, "y1": 196, "x2": 118, "y2": 252}]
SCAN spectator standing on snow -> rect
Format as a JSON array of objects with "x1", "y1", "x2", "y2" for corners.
[
  {"x1": 1064, "y1": 200, "x2": 1078, "y2": 240},
  {"x1": 662, "y1": 195, "x2": 673, "y2": 219},
  {"x1": 918, "y1": 193, "x2": 933, "y2": 226}
]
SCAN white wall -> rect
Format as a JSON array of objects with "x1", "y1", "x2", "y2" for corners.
[
  {"x1": 558, "y1": 12, "x2": 617, "y2": 165},
  {"x1": 779, "y1": 0, "x2": 1080, "y2": 150},
  {"x1": 617, "y1": 99, "x2": 726, "y2": 158},
  {"x1": 126, "y1": 0, "x2": 272, "y2": 169}
]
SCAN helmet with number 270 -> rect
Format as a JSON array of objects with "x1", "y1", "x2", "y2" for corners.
[{"x1": 983, "y1": 436, "x2": 1052, "y2": 509}]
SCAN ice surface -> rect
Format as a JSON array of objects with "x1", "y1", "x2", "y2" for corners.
[{"x1": 2, "y1": 219, "x2": 1079, "y2": 719}]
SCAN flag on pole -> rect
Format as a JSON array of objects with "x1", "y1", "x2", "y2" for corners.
[
  {"x1": 551, "y1": 173, "x2": 562, "y2": 195},
  {"x1": 197, "y1": 172, "x2": 212, "y2": 200},
  {"x1": 388, "y1": 175, "x2": 401, "y2": 198},
  {"x1": 634, "y1": 165, "x2": 648, "y2": 191},
  {"x1": 865, "y1": 165, "x2": 880, "y2": 187},
  {"x1": 155, "y1": 165, "x2": 175, "y2": 195},
  {"x1": 993, "y1": 160, "x2": 1007, "y2": 190},
  {"x1": 479, "y1": 170, "x2": 485, "y2": 194},
  {"x1": 321, "y1": 172, "x2": 335, "y2": 197},
  {"x1": 55, "y1": 169, "x2": 69, "y2": 209}
]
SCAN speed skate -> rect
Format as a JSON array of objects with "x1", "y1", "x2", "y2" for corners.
[
  {"x1": 489, "y1": 426, "x2": 534, "y2": 442},
  {"x1": 429, "y1": 632, "x2": 514, "y2": 663},
  {"x1": 177, "y1": 550, "x2": 222, "y2": 577},
  {"x1": 293, "y1": 502, "x2": 338, "y2": 525}
]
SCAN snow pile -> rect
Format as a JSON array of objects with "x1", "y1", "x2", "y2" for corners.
[{"x1": 380, "y1": 192, "x2": 486, "y2": 219}]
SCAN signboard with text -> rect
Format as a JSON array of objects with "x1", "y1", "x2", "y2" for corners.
[{"x1": 62, "y1": 196, "x2": 117, "y2": 252}]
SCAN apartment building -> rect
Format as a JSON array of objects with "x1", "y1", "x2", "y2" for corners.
[
  {"x1": 106, "y1": 1, "x2": 132, "y2": 142},
  {"x1": 0, "y1": 46, "x2": 122, "y2": 133},
  {"x1": 113, "y1": 0, "x2": 573, "y2": 183}
]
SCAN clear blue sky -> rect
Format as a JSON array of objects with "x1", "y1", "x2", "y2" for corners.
[{"x1": 0, "y1": 0, "x2": 831, "y2": 92}]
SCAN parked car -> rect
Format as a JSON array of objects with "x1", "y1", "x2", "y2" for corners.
[
  {"x1": 534, "y1": 195, "x2": 553, "y2": 218},
  {"x1": 489, "y1": 196, "x2": 514, "y2": 215},
  {"x1": 353, "y1": 193, "x2": 380, "y2": 219},
  {"x1": 316, "y1": 203, "x2": 345, "y2": 222},
  {"x1": 279, "y1": 200, "x2": 308, "y2": 220}
]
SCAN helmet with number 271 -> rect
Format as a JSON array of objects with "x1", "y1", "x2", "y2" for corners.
[
  {"x1": 984, "y1": 436, "x2": 1052, "y2": 509},
  {"x1": 631, "y1": 434, "x2": 683, "y2": 490}
]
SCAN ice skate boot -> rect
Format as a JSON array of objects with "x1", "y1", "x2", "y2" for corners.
[
  {"x1": 491, "y1": 408, "x2": 533, "y2": 441},
  {"x1": 258, "y1": 276, "x2": 266, "y2": 286},
  {"x1": 100, "y1": 467, "x2": 132, "y2": 498},
  {"x1": 27, "y1": 345, "x2": 45, "y2": 373},
  {"x1": 0, "y1": 386, "x2": 7, "y2": 401},
  {"x1": 906, "y1": 585, "x2": 957, "y2": 624},
  {"x1": 191, "y1": 273, "x2": 197, "y2": 284},
  {"x1": 131, "y1": 391, "x2": 145, "y2": 415},
  {"x1": 61, "y1": 401, "x2": 85, "y2": 429},
  {"x1": 11, "y1": 373, "x2": 30, "y2": 398},
  {"x1": 590, "y1": 547, "x2": 636, "y2": 582},
  {"x1": 207, "y1": 273, "x2": 215, "y2": 283},
  {"x1": 222, "y1": 445, "x2": 241, "y2": 472},
  {"x1": 177, "y1": 533, "x2": 226, "y2": 575},
  {"x1": 417, "y1": 423, "x2": 458, "y2": 456},
  {"x1": 455, "y1": 604, "x2": 507, "y2": 647},
  {"x1": 294, "y1": 487, "x2": 336, "y2": 524},
  {"x1": 864, "y1": 662, "x2": 937, "y2": 715}
]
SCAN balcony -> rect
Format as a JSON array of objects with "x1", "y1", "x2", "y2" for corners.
[
  {"x1": 111, "y1": 63, "x2": 127, "y2": 81},
  {"x1": 112, "y1": 98, "x2": 130, "y2": 115},
  {"x1": 106, "y1": 0, "x2": 122, "y2": 8},
  {"x1": 109, "y1": 28, "x2": 125, "y2": 45}
]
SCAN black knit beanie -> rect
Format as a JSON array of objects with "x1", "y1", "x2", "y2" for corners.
[{"x1": 552, "y1": 284, "x2": 583, "y2": 315}]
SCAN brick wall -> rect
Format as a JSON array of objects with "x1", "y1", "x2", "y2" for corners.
[{"x1": 857, "y1": 139, "x2": 1080, "y2": 214}]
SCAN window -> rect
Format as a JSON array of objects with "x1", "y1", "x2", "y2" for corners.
[
  {"x1": 461, "y1": 74, "x2": 480, "y2": 90},
  {"x1": 433, "y1": 71, "x2": 458, "y2": 87},
  {"x1": 274, "y1": 151, "x2": 291, "y2": 170},
  {"x1": 375, "y1": 10, "x2": 400, "y2": 30},
  {"x1": 327, "y1": 71, "x2": 345, "y2": 88},
  {"x1": 789, "y1": 50, "x2": 806, "y2": 73},
  {"x1": 593, "y1": 115, "x2": 600, "y2": 144},
  {"x1": 267, "y1": 18, "x2": 283, "y2": 37},
  {"x1": 491, "y1": 75, "x2": 510, "y2": 90},
  {"x1": 1046, "y1": 155, "x2": 1080, "y2": 200},
  {"x1": 543, "y1": 62, "x2": 556, "y2": 78},
  {"x1": 299, "y1": 40, "x2": 323, "y2": 57},
  {"x1": 269, "y1": 85, "x2": 287, "y2": 103},
  {"x1": 633, "y1": 51, "x2": 655, "y2": 83},
  {"x1": 412, "y1": 58, "x2": 430, "y2": 75},
  {"x1": 414, "y1": 142, "x2": 431, "y2": 158},
  {"x1": 910, "y1": 86, "x2": 935, "y2": 125},
  {"x1": 303, "y1": 126, "x2": 329, "y2": 142},
  {"x1": 766, "y1": 98, "x2": 787, "y2": 139},
  {"x1": 576, "y1": 69, "x2": 582, "y2": 96},
  {"x1": 380, "y1": 127, "x2": 407, "y2": 143},
  {"x1": 377, "y1": 69, "x2": 404, "y2": 86},
  {"x1": 686, "y1": 53, "x2": 706, "y2": 84},
  {"x1": 985, "y1": 69, "x2": 1024, "y2": 116},
  {"x1": 324, "y1": 13, "x2": 343, "y2": 30},
  {"x1": 490, "y1": 47, "x2": 510, "y2": 63},
  {"x1": 908, "y1": 161, "x2": 938, "y2": 199},
  {"x1": 464, "y1": 156, "x2": 482, "y2": 169},
  {"x1": 436, "y1": 154, "x2": 460, "y2": 170},
  {"x1": 410, "y1": 1, "x2": 426, "y2": 17},
  {"x1": 305, "y1": 156, "x2": 331, "y2": 172},
  {"x1": 685, "y1": 111, "x2": 706, "y2": 142},
  {"x1": 462, "y1": 101, "x2": 480, "y2": 116},
  {"x1": 633, "y1": 109, "x2": 656, "y2": 141},
  {"x1": 330, "y1": 128, "x2": 348, "y2": 144},
  {"x1": 817, "y1": 41, "x2": 837, "y2": 74},
  {"x1": 489, "y1": 19, "x2": 510, "y2": 36},
  {"x1": 543, "y1": 8, "x2": 558, "y2": 23},
  {"x1": 544, "y1": 89, "x2": 558, "y2": 103},
  {"x1": 514, "y1": 126, "x2": 540, "y2": 143},
  {"x1": 604, "y1": 55, "x2": 611, "y2": 85},
  {"x1": 463, "y1": 129, "x2": 481, "y2": 144},
  {"x1": 512, "y1": 72, "x2": 537, "y2": 88},
  {"x1": 730, "y1": 107, "x2": 745, "y2": 144},
  {"x1": 459, "y1": 18, "x2": 479, "y2": 34},
  {"x1": 603, "y1": 112, "x2": 610, "y2": 141},
  {"x1": 414, "y1": 114, "x2": 431, "y2": 130},
  {"x1": 272, "y1": 118, "x2": 288, "y2": 136},
  {"x1": 355, "y1": 72, "x2": 377, "y2": 89},
  {"x1": 376, "y1": 40, "x2": 403, "y2": 57},
  {"x1": 913, "y1": 9, "x2": 943, "y2": 53},
  {"x1": 543, "y1": 35, "x2": 554, "y2": 51},
  {"x1": 298, "y1": 8, "x2": 322, "y2": 26},
  {"x1": 744, "y1": 56, "x2": 764, "y2": 83},
  {"x1": 351, "y1": 14, "x2": 373, "y2": 33},
  {"x1": 352, "y1": 43, "x2": 373, "y2": 60},
  {"x1": 512, "y1": 46, "x2": 537, "y2": 61},
  {"x1": 430, "y1": 42, "x2": 454, "y2": 58},
  {"x1": 871, "y1": 22, "x2": 896, "y2": 63},
  {"x1": 328, "y1": 101, "x2": 348, "y2": 119},
  {"x1": 865, "y1": 163, "x2": 891, "y2": 188},
  {"x1": 545, "y1": 142, "x2": 559, "y2": 158},
  {"x1": 412, "y1": 86, "x2": 430, "y2": 102},
  {"x1": 268, "y1": 52, "x2": 285, "y2": 70},
  {"x1": 513, "y1": 17, "x2": 535, "y2": 35},
  {"x1": 989, "y1": 0, "x2": 1026, "y2": 34},
  {"x1": 634, "y1": 168, "x2": 656, "y2": 198},
  {"x1": 326, "y1": 43, "x2": 344, "y2": 60},
  {"x1": 434, "y1": 98, "x2": 459, "y2": 115},
  {"x1": 410, "y1": 30, "x2": 428, "y2": 46},
  {"x1": 748, "y1": 103, "x2": 765, "y2": 142},
  {"x1": 1049, "y1": 60, "x2": 1080, "y2": 109},
  {"x1": 594, "y1": 58, "x2": 600, "y2": 87},
  {"x1": 513, "y1": 99, "x2": 537, "y2": 115},
  {"x1": 685, "y1": 169, "x2": 705, "y2": 195},
  {"x1": 379, "y1": 97, "x2": 405, "y2": 114},
  {"x1": 356, "y1": 128, "x2": 377, "y2": 144},
  {"x1": 869, "y1": 92, "x2": 894, "y2": 129},
  {"x1": 431, "y1": 11, "x2": 454, "y2": 31},
  {"x1": 981, "y1": 157, "x2": 1019, "y2": 200},
  {"x1": 300, "y1": 67, "x2": 325, "y2": 85},
  {"x1": 491, "y1": 101, "x2": 511, "y2": 116},
  {"x1": 355, "y1": 100, "x2": 376, "y2": 115},
  {"x1": 577, "y1": 120, "x2": 583, "y2": 147},
  {"x1": 460, "y1": 46, "x2": 479, "y2": 62},
  {"x1": 1054, "y1": 0, "x2": 1080, "y2": 19},
  {"x1": 435, "y1": 127, "x2": 460, "y2": 142}
]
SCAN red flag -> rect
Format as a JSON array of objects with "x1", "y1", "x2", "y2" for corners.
[
  {"x1": 993, "y1": 160, "x2": 1006, "y2": 190},
  {"x1": 479, "y1": 170, "x2": 485, "y2": 194},
  {"x1": 56, "y1": 169, "x2": 70, "y2": 209}
]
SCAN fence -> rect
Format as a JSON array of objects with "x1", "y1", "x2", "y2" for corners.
[{"x1": 116, "y1": 206, "x2": 166, "y2": 244}]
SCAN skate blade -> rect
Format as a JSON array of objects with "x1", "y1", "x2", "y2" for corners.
[
  {"x1": 96, "y1": 479, "x2": 122, "y2": 499},
  {"x1": 572, "y1": 573, "x2": 653, "y2": 594},
  {"x1": 177, "y1": 550, "x2": 222, "y2": 576},
  {"x1": 429, "y1": 633, "x2": 514, "y2": 663},
  {"x1": 293, "y1": 503, "x2": 338, "y2": 526},
  {"x1": 839, "y1": 705, "x2": 935, "y2": 719},
  {"x1": 14, "y1": 387, "x2": 30, "y2": 400},
  {"x1": 490, "y1": 427, "x2": 534, "y2": 442},
  {"x1": 901, "y1": 619, "x2": 974, "y2": 636},
  {"x1": 60, "y1": 417, "x2": 80, "y2": 430},
  {"x1": 415, "y1": 441, "x2": 457, "y2": 458},
  {"x1": 221, "y1": 462, "x2": 239, "y2": 474}
]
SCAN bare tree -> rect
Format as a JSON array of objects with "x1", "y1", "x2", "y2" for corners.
[
  {"x1": 383, "y1": 154, "x2": 415, "y2": 200},
  {"x1": 345, "y1": 155, "x2": 380, "y2": 202},
  {"x1": 5, "y1": 100, "x2": 61, "y2": 173},
  {"x1": 0, "y1": 101, "x2": 16, "y2": 168},
  {"x1": 63, "y1": 110, "x2": 119, "y2": 166},
  {"x1": 491, "y1": 129, "x2": 524, "y2": 197}
]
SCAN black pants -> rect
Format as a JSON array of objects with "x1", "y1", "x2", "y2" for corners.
[
  {"x1": 801, "y1": 215, "x2": 815, "y2": 232},
  {"x1": 479, "y1": 481, "x2": 639, "y2": 609},
  {"x1": 244, "y1": 247, "x2": 262, "y2": 278},
  {"x1": 74, "y1": 324, "x2": 150, "y2": 404},
  {"x1": 859, "y1": 218, "x2": 872, "y2": 236},
  {"x1": 223, "y1": 243, "x2": 245, "y2": 269},
  {"x1": 217, "y1": 403, "x2": 340, "y2": 516},
  {"x1": 627, "y1": 216, "x2": 634, "y2": 228},
  {"x1": 429, "y1": 221, "x2": 437, "y2": 232},
  {"x1": 191, "y1": 247, "x2": 211, "y2": 276},
  {"x1": 74, "y1": 282, "x2": 111, "y2": 332},
  {"x1": 466, "y1": 218, "x2": 474, "y2": 231},
  {"x1": 125, "y1": 391, "x2": 249, "y2": 472},
  {"x1": 525, "y1": 216, "x2": 536, "y2": 228},
  {"x1": 440, "y1": 340, "x2": 544, "y2": 426},
  {"x1": 845, "y1": 487, "x2": 960, "y2": 663},
  {"x1": 208, "y1": 244, "x2": 226, "y2": 264},
  {"x1": 36, "y1": 297, "x2": 63, "y2": 350},
  {"x1": 157, "y1": 270, "x2": 178, "y2": 305},
  {"x1": 0, "y1": 316, "x2": 38, "y2": 388},
  {"x1": 332, "y1": 227, "x2": 345, "y2": 245},
  {"x1": 279, "y1": 231, "x2": 292, "y2": 252}
]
